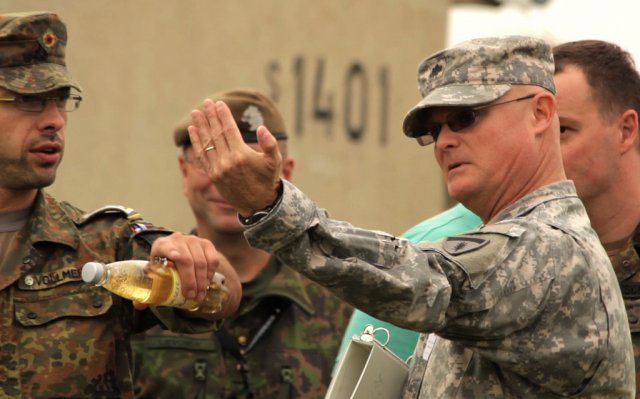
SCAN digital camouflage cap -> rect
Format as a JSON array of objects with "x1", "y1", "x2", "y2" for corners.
[
  {"x1": 402, "y1": 35, "x2": 555, "y2": 141},
  {"x1": 0, "y1": 11, "x2": 81, "y2": 94},
  {"x1": 174, "y1": 89, "x2": 288, "y2": 147}
]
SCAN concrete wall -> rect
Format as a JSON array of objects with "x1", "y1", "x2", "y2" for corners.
[{"x1": 4, "y1": 0, "x2": 449, "y2": 235}]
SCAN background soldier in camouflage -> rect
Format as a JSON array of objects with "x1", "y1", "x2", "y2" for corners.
[
  {"x1": 187, "y1": 36, "x2": 635, "y2": 397},
  {"x1": 132, "y1": 89, "x2": 352, "y2": 398},
  {"x1": 554, "y1": 39, "x2": 640, "y2": 397},
  {"x1": 0, "y1": 11, "x2": 240, "y2": 398}
]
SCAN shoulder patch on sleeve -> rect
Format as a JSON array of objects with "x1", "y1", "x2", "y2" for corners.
[
  {"x1": 76, "y1": 205, "x2": 142, "y2": 225},
  {"x1": 443, "y1": 235, "x2": 490, "y2": 255},
  {"x1": 440, "y1": 222, "x2": 525, "y2": 256},
  {"x1": 420, "y1": 222, "x2": 525, "y2": 289}
]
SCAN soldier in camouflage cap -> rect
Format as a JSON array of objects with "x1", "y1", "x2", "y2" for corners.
[
  {"x1": 403, "y1": 35, "x2": 556, "y2": 145},
  {"x1": 186, "y1": 35, "x2": 635, "y2": 397},
  {"x1": 0, "y1": 12, "x2": 81, "y2": 94},
  {"x1": 0, "y1": 11, "x2": 241, "y2": 398},
  {"x1": 132, "y1": 88, "x2": 352, "y2": 399}
]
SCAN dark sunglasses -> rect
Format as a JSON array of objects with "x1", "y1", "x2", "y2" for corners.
[{"x1": 415, "y1": 93, "x2": 537, "y2": 146}]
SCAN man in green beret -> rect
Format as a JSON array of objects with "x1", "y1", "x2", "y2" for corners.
[{"x1": 132, "y1": 89, "x2": 352, "y2": 399}]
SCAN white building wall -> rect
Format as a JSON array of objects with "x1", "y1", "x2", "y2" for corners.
[{"x1": 449, "y1": 0, "x2": 640, "y2": 62}]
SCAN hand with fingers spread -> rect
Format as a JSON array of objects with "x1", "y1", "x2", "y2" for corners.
[
  {"x1": 188, "y1": 99, "x2": 282, "y2": 217},
  {"x1": 132, "y1": 88, "x2": 352, "y2": 399}
]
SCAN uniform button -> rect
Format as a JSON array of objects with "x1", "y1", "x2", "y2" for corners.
[
  {"x1": 281, "y1": 367, "x2": 294, "y2": 383},
  {"x1": 24, "y1": 275, "x2": 34, "y2": 286},
  {"x1": 238, "y1": 336, "x2": 247, "y2": 346},
  {"x1": 27, "y1": 312, "x2": 37, "y2": 319}
]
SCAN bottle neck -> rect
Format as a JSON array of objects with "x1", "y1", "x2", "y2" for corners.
[{"x1": 96, "y1": 267, "x2": 110, "y2": 286}]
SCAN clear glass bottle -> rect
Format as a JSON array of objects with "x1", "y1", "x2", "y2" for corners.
[{"x1": 81, "y1": 258, "x2": 230, "y2": 314}]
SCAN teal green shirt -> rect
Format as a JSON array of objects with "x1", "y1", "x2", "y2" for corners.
[{"x1": 333, "y1": 203, "x2": 481, "y2": 369}]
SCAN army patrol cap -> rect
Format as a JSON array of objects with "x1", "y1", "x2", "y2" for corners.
[
  {"x1": 402, "y1": 35, "x2": 555, "y2": 141},
  {"x1": 0, "y1": 11, "x2": 81, "y2": 94},
  {"x1": 174, "y1": 89, "x2": 288, "y2": 147}
]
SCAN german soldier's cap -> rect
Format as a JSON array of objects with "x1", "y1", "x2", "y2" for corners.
[{"x1": 0, "y1": 11, "x2": 81, "y2": 94}]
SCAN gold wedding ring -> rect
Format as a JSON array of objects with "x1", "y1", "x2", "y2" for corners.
[{"x1": 204, "y1": 145, "x2": 216, "y2": 152}]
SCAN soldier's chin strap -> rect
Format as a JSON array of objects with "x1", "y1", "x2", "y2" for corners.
[{"x1": 215, "y1": 296, "x2": 292, "y2": 398}]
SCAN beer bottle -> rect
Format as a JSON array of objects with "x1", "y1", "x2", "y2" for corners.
[{"x1": 81, "y1": 258, "x2": 229, "y2": 314}]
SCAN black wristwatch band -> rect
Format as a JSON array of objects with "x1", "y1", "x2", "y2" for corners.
[{"x1": 238, "y1": 180, "x2": 283, "y2": 225}]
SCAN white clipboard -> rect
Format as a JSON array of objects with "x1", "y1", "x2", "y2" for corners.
[{"x1": 325, "y1": 324, "x2": 409, "y2": 399}]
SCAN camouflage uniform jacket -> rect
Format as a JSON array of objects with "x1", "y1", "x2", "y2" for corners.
[
  {"x1": 132, "y1": 256, "x2": 352, "y2": 399},
  {"x1": 0, "y1": 191, "x2": 216, "y2": 399},
  {"x1": 244, "y1": 180, "x2": 635, "y2": 398},
  {"x1": 611, "y1": 225, "x2": 640, "y2": 398}
]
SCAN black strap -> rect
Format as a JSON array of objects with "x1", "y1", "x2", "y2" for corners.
[
  {"x1": 215, "y1": 297, "x2": 292, "y2": 398},
  {"x1": 620, "y1": 281, "x2": 640, "y2": 299}
]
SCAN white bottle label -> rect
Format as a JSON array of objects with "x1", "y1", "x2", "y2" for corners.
[{"x1": 159, "y1": 267, "x2": 191, "y2": 308}]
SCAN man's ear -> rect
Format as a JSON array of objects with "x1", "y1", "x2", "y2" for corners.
[
  {"x1": 281, "y1": 156, "x2": 295, "y2": 181},
  {"x1": 177, "y1": 153, "x2": 192, "y2": 197},
  {"x1": 178, "y1": 153, "x2": 189, "y2": 178},
  {"x1": 617, "y1": 109, "x2": 639, "y2": 154},
  {"x1": 535, "y1": 92, "x2": 556, "y2": 125},
  {"x1": 532, "y1": 92, "x2": 556, "y2": 132}
]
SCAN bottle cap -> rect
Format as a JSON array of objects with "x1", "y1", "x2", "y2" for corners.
[
  {"x1": 81, "y1": 262, "x2": 105, "y2": 284},
  {"x1": 212, "y1": 271, "x2": 226, "y2": 285}
]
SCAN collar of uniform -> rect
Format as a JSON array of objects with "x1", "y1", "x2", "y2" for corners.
[
  {"x1": 27, "y1": 190, "x2": 79, "y2": 249},
  {"x1": 616, "y1": 224, "x2": 640, "y2": 281},
  {"x1": 240, "y1": 256, "x2": 315, "y2": 316},
  {"x1": 491, "y1": 180, "x2": 579, "y2": 223},
  {"x1": 633, "y1": 224, "x2": 640, "y2": 253},
  {"x1": 610, "y1": 239, "x2": 640, "y2": 281}
]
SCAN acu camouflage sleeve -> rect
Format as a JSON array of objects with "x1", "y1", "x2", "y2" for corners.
[
  {"x1": 244, "y1": 180, "x2": 447, "y2": 331},
  {"x1": 241, "y1": 182, "x2": 452, "y2": 332},
  {"x1": 245, "y1": 181, "x2": 558, "y2": 337}
]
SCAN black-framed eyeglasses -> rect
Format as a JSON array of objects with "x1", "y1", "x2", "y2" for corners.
[
  {"x1": 0, "y1": 94, "x2": 83, "y2": 112},
  {"x1": 415, "y1": 93, "x2": 537, "y2": 146}
]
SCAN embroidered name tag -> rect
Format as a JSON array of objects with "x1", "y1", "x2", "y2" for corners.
[{"x1": 19, "y1": 267, "x2": 83, "y2": 290}]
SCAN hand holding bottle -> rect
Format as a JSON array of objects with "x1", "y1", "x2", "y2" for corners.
[
  {"x1": 82, "y1": 257, "x2": 230, "y2": 314},
  {"x1": 149, "y1": 232, "x2": 219, "y2": 303}
]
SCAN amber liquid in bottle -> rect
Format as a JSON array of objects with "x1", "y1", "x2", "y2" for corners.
[{"x1": 82, "y1": 259, "x2": 229, "y2": 313}]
